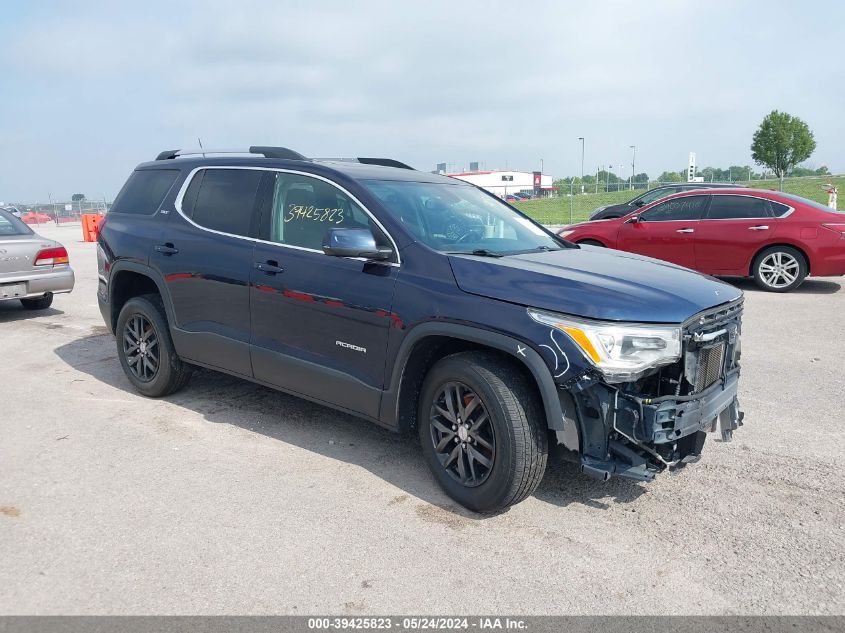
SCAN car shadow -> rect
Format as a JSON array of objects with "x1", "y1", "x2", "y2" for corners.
[
  {"x1": 0, "y1": 302, "x2": 64, "y2": 322},
  {"x1": 53, "y1": 333, "x2": 648, "y2": 518},
  {"x1": 720, "y1": 277, "x2": 842, "y2": 295}
]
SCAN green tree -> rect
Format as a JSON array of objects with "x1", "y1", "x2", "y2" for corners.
[
  {"x1": 751, "y1": 111, "x2": 816, "y2": 178},
  {"x1": 71, "y1": 193, "x2": 86, "y2": 201},
  {"x1": 657, "y1": 171, "x2": 683, "y2": 183}
]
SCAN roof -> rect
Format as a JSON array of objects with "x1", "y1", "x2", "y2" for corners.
[
  {"x1": 136, "y1": 155, "x2": 459, "y2": 185},
  {"x1": 666, "y1": 187, "x2": 784, "y2": 199},
  {"x1": 448, "y1": 170, "x2": 544, "y2": 177}
]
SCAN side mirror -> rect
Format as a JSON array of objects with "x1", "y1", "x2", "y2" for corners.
[
  {"x1": 626, "y1": 215, "x2": 641, "y2": 224},
  {"x1": 633, "y1": 199, "x2": 645, "y2": 207},
  {"x1": 322, "y1": 228, "x2": 393, "y2": 261}
]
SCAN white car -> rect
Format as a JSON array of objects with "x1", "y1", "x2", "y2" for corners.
[{"x1": 0, "y1": 207, "x2": 74, "y2": 310}]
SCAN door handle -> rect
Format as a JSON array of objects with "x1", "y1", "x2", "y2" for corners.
[
  {"x1": 676, "y1": 228, "x2": 695, "y2": 234},
  {"x1": 155, "y1": 243, "x2": 179, "y2": 255},
  {"x1": 255, "y1": 261, "x2": 284, "y2": 274},
  {"x1": 748, "y1": 225, "x2": 770, "y2": 231}
]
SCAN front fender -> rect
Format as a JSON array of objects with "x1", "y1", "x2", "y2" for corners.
[{"x1": 380, "y1": 321, "x2": 569, "y2": 435}]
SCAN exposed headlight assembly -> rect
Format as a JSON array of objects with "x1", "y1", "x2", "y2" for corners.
[{"x1": 528, "y1": 309, "x2": 681, "y2": 383}]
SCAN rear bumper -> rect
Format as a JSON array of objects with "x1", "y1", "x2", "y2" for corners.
[
  {"x1": 809, "y1": 245, "x2": 845, "y2": 277},
  {"x1": 0, "y1": 266, "x2": 75, "y2": 300}
]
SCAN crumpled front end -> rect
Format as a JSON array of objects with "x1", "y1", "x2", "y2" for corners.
[{"x1": 555, "y1": 300, "x2": 745, "y2": 482}]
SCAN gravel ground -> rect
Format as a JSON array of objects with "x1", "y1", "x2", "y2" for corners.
[{"x1": 1, "y1": 223, "x2": 843, "y2": 615}]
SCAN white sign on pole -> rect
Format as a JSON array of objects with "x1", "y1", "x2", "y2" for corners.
[{"x1": 65, "y1": 204, "x2": 73, "y2": 211}]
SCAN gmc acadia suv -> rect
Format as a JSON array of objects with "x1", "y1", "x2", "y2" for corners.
[{"x1": 98, "y1": 147, "x2": 745, "y2": 511}]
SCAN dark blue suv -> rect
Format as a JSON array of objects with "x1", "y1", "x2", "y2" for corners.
[{"x1": 98, "y1": 147, "x2": 745, "y2": 511}]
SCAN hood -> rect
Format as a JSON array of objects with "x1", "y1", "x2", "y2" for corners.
[{"x1": 448, "y1": 246, "x2": 742, "y2": 323}]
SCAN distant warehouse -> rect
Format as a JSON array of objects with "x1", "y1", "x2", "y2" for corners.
[{"x1": 439, "y1": 167, "x2": 554, "y2": 198}]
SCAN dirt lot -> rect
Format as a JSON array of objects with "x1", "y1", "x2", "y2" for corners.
[{"x1": 1, "y1": 223, "x2": 843, "y2": 615}]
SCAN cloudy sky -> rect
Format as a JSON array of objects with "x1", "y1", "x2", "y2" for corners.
[{"x1": 1, "y1": 0, "x2": 842, "y2": 202}]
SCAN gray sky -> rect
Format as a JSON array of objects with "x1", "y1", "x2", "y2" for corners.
[{"x1": 1, "y1": 0, "x2": 843, "y2": 202}]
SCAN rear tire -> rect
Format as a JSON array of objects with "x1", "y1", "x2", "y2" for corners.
[
  {"x1": 418, "y1": 352, "x2": 548, "y2": 512},
  {"x1": 20, "y1": 293, "x2": 53, "y2": 310},
  {"x1": 116, "y1": 294, "x2": 191, "y2": 397},
  {"x1": 752, "y1": 246, "x2": 807, "y2": 292}
]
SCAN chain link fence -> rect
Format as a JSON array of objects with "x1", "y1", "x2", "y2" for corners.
[{"x1": 7, "y1": 199, "x2": 109, "y2": 227}]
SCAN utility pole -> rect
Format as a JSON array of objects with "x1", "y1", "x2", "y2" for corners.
[
  {"x1": 578, "y1": 137, "x2": 585, "y2": 194},
  {"x1": 630, "y1": 145, "x2": 636, "y2": 190}
]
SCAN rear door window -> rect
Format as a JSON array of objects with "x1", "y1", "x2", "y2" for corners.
[
  {"x1": 707, "y1": 195, "x2": 772, "y2": 219},
  {"x1": 640, "y1": 195, "x2": 708, "y2": 221},
  {"x1": 181, "y1": 169, "x2": 263, "y2": 237},
  {"x1": 110, "y1": 169, "x2": 180, "y2": 215}
]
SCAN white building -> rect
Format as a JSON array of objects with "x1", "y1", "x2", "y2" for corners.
[{"x1": 445, "y1": 170, "x2": 554, "y2": 198}]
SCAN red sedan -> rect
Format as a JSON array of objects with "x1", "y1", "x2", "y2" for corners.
[{"x1": 558, "y1": 188, "x2": 845, "y2": 292}]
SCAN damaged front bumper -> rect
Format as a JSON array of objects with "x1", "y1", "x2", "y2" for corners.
[
  {"x1": 575, "y1": 371, "x2": 743, "y2": 482},
  {"x1": 555, "y1": 301, "x2": 745, "y2": 483}
]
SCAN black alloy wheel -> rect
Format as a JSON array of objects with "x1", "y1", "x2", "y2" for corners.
[
  {"x1": 123, "y1": 313, "x2": 160, "y2": 382},
  {"x1": 429, "y1": 381, "x2": 496, "y2": 487}
]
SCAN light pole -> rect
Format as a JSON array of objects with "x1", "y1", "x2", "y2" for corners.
[
  {"x1": 540, "y1": 158, "x2": 544, "y2": 174},
  {"x1": 578, "y1": 137, "x2": 585, "y2": 194},
  {"x1": 629, "y1": 145, "x2": 636, "y2": 190}
]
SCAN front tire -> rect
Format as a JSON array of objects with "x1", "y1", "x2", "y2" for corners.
[
  {"x1": 752, "y1": 246, "x2": 807, "y2": 292},
  {"x1": 20, "y1": 293, "x2": 53, "y2": 310},
  {"x1": 418, "y1": 352, "x2": 548, "y2": 512},
  {"x1": 116, "y1": 294, "x2": 191, "y2": 397},
  {"x1": 578, "y1": 239, "x2": 605, "y2": 247}
]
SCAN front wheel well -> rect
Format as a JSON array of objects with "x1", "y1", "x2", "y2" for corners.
[
  {"x1": 577, "y1": 238, "x2": 606, "y2": 247},
  {"x1": 109, "y1": 270, "x2": 162, "y2": 332},
  {"x1": 749, "y1": 243, "x2": 810, "y2": 276},
  {"x1": 395, "y1": 336, "x2": 541, "y2": 433}
]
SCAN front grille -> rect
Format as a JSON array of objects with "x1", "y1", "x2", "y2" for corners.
[
  {"x1": 695, "y1": 343, "x2": 725, "y2": 392},
  {"x1": 685, "y1": 299, "x2": 744, "y2": 331}
]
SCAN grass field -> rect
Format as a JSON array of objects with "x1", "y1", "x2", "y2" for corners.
[{"x1": 513, "y1": 175, "x2": 845, "y2": 225}]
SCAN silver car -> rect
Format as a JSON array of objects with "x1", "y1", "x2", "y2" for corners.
[{"x1": 0, "y1": 208, "x2": 74, "y2": 310}]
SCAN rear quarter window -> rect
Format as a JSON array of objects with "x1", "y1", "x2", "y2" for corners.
[
  {"x1": 0, "y1": 209, "x2": 33, "y2": 235},
  {"x1": 110, "y1": 169, "x2": 180, "y2": 215},
  {"x1": 768, "y1": 200, "x2": 791, "y2": 217}
]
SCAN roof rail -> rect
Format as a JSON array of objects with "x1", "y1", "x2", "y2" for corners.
[
  {"x1": 314, "y1": 157, "x2": 415, "y2": 170},
  {"x1": 356, "y1": 157, "x2": 415, "y2": 170},
  {"x1": 155, "y1": 146, "x2": 308, "y2": 161}
]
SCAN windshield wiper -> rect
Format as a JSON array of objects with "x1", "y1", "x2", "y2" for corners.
[
  {"x1": 446, "y1": 249, "x2": 505, "y2": 258},
  {"x1": 531, "y1": 245, "x2": 559, "y2": 252}
]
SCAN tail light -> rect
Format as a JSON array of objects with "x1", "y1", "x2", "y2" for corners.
[
  {"x1": 822, "y1": 223, "x2": 845, "y2": 238},
  {"x1": 34, "y1": 246, "x2": 69, "y2": 266}
]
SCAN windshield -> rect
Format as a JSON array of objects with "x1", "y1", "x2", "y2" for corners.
[
  {"x1": 635, "y1": 187, "x2": 675, "y2": 205},
  {"x1": 363, "y1": 180, "x2": 562, "y2": 254},
  {"x1": 0, "y1": 209, "x2": 33, "y2": 236}
]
